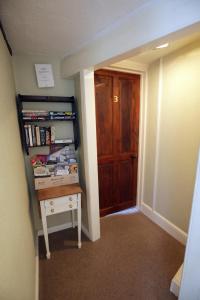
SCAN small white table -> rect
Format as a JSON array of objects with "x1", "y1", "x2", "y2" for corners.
[{"x1": 37, "y1": 184, "x2": 82, "y2": 259}]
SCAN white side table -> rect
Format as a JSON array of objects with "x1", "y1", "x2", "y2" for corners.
[{"x1": 37, "y1": 184, "x2": 82, "y2": 259}]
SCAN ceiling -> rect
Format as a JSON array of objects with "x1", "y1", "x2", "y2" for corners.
[
  {"x1": 0, "y1": 0, "x2": 151, "y2": 57},
  {"x1": 127, "y1": 32, "x2": 200, "y2": 65}
]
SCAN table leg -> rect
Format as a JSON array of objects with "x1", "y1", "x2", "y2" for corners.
[
  {"x1": 71, "y1": 210, "x2": 75, "y2": 228},
  {"x1": 40, "y1": 201, "x2": 50, "y2": 259},
  {"x1": 77, "y1": 193, "x2": 81, "y2": 248}
]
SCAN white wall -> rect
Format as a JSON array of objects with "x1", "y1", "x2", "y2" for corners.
[
  {"x1": 74, "y1": 74, "x2": 89, "y2": 230},
  {"x1": 143, "y1": 41, "x2": 200, "y2": 237},
  {"x1": 179, "y1": 150, "x2": 200, "y2": 299},
  {"x1": 62, "y1": 0, "x2": 200, "y2": 77},
  {"x1": 0, "y1": 32, "x2": 35, "y2": 300},
  {"x1": 12, "y1": 54, "x2": 77, "y2": 231},
  {"x1": 143, "y1": 60, "x2": 159, "y2": 207},
  {"x1": 13, "y1": 54, "x2": 74, "y2": 96}
]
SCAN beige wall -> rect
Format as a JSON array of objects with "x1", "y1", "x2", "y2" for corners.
[
  {"x1": 13, "y1": 54, "x2": 74, "y2": 96},
  {"x1": 143, "y1": 41, "x2": 200, "y2": 232},
  {"x1": 179, "y1": 150, "x2": 200, "y2": 299},
  {"x1": 0, "y1": 32, "x2": 35, "y2": 300},
  {"x1": 143, "y1": 60, "x2": 159, "y2": 207},
  {"x1": 12, "y1": 54, "x2": 76, "y2": 230}
]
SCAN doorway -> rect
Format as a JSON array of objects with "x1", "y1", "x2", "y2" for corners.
[{"x1": 94, "y1": 69, "x2": 140, "y2": 217}]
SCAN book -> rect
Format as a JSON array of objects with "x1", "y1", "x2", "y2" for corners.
[
  {"x1": 54, "y1": 139, "x2": 73, "y2": 144},
  {"x1": 35, "y1": 126, "x2": 41, "y2": 146},
  {"x1": 46, "y1": 127, "x2": 51, "y2": 145},
  {"x1": 40, "y1": 127, "x2": 46, "y2": 146},
  {"x1": 49, "y1": 111, "x2": 76, "y2": 116},
  {"x1": 51, "y1": 126, "x2": 56, "y2": 143},
  {"x1": 31, "y1": 125, "x2": 36, "y2": 146},
  {"x1": 28, "y1": 125, "x2": 33, "y2": 147},
  {"x1": 24, "y1": 125, "x2": 30, "y2": 146},
  {"x1": 49, "y1": 115, "x2": 75, "y2": 120}
]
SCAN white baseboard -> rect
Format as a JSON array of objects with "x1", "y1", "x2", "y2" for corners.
[
  {"x1": 35, "y1": 234, "x2": 39, "y2": 300},
  {"x1": 170, "y1": 264, "x2": 183, "y2": 297},
  {"x1": 140, "y1": 202, "x2": 187, "y2": 245}
]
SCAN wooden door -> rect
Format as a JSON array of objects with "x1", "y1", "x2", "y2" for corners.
[{"x1": 95, "y1": 69, "x2": 140, "y2": 217}]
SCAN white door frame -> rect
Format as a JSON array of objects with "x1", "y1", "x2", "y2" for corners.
[
  {"x1": 80, "y1": 65, "x2": 147, "y2": 241},
  {"x1": 80, "y1": 69, "x2": 100, "y2": 241}
]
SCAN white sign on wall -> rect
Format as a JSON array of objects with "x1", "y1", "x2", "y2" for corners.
[{"x1": 35, "y1": 64, "x2": 54, "y2": 88}]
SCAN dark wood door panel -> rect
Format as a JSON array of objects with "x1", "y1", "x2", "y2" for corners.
[
  {"x1": 119, "y1": 76, "x2": 140, "y2": 154},
  {"x1": 119, "y1": 78, "x2": 134, "y2": 153},
  {"x1": 118, "y1": 159, "x2": 133, "y2": 204},
  {"x1": 95, "y1": 69, "x2": 140, "y2": 216},
  {"x1": 98, "y1": 163, "x2": 115, "y2": 210},
  {"x1": 95, "y1": 74, "x2": 113, "y2": 157}
]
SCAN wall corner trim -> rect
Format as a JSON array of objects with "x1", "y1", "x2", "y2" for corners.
[
  {"x1": 0, "y1": 21, "x2": 12, "y2": 55},
  {"x1": 141, "y1": 202, "x2": 187, "y2": 245},
  {"x1": 81, "y1": 224, "x2": 91, "y2": 240},
  {"x1": 35, "y1": 234, "x2": 39, "y2": 300}
]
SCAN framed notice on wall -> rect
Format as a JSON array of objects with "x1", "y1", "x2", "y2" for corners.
[{"x1": 35, "y1": 64, "x2": 55, "y2": 88}]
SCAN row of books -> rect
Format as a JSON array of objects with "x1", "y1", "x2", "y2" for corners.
[
  {"x1": 24, "y1": 125, "x2": 73, "y2": 147},
  {"x1": 22, "y1": 110, "x2": 76, "y2": 121},
  {"x1": 24, "y1": 125, "x2": 54, "y2": 147}
]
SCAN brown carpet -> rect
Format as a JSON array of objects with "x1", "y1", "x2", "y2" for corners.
[{"x1": 39, "y1": 213, "x2": 185, "y2": 300}]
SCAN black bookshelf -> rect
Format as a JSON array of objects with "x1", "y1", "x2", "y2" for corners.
[{"x1": 16, "y1": 94, "x2": 80, "y2": 155}]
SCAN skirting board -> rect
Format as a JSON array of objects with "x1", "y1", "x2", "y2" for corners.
[
  {"x1": 170, "y1": 264, "x2": 183, "y2": 297},
  {"x1": 38, "y1": 222, "x2": 91, "y2": 240},
  {"x1": 141, "y1": 202, "x2": 187, "y2": 245}
]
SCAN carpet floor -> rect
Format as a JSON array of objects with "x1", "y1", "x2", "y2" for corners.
[{"x1": 39, "y1": 212, "x2": 185, "y2": 300}]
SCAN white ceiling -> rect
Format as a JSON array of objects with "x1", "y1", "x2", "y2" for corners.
[
  {"x1": 0, "y1": 0, "x2": 151, "y2": 57},
  {"x1": 127, "y1": 32, "x2": 200, "y2": 65}
]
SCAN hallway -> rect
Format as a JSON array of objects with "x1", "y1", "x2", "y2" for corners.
[{"x1": 39, "y1": 213, "x2": 184, "y2": 300}]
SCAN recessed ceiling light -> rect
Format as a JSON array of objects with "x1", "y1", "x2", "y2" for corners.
[{"x1": 156, "y1": 43, "x2": 169, "y2": 49}]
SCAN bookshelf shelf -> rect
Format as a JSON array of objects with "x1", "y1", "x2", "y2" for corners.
[{"x1": 16, "y1": 94, "x2": 80, "y2": 155}]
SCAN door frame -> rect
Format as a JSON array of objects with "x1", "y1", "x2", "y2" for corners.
[{"x1": 79, "y1": 66, "x2": 147, "y2": 241}]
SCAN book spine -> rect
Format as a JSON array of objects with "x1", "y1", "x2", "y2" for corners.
[
  {"x1": 31, "y1": 125, "x2": 36, "y2": 146},
  {"x1": 35, "y1": 126, "x2": 41, "y2": 146},
  {"x1": 28, "y1": 125, "x2": 33, "y2": 147},
  {"x1": 24, "y1": 125, "x2": 30, "y2": 146},
  {"x1": 51, "y1": 126, "x2": 56, "y2": 143},
  {"x1": 40, "y1": 127, "x2": 46, "y2": 146},
  {"x1": 46, "y1": 127, "x2": 51, "y2": 145}
]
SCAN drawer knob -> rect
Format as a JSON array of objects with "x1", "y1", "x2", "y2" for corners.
[
  {"x1": 50, "y1": 201, "x2": 54, "y2": 205},
  {"x1": 69, "y1": 204, "x2": 73, "y2": 208},
  {"x1": 69, "y1": 197, "x2": 73, "y2": 201},
  {"x1": 51, "y1": 208, "x2": 54, "y2": 213}
]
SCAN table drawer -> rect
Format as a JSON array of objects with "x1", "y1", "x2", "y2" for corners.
[{"x1": 44, "y1": 195, "x2": 78, "y2": 216}]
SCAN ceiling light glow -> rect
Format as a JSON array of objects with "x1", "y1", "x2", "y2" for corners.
[{"x1": 156, "y1": 43, "x2": 169, "y2": 49}]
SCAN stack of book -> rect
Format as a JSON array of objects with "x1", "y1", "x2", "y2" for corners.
[
  {"x1": 22, "y1": 110, "x2": 49, "y2": 121},
  {"x1": 22, "y1": 110, "x2": 76, "y2": 121},
  {"x1": 49, "y1": 111, "x2": 76, "y2": 120}
]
